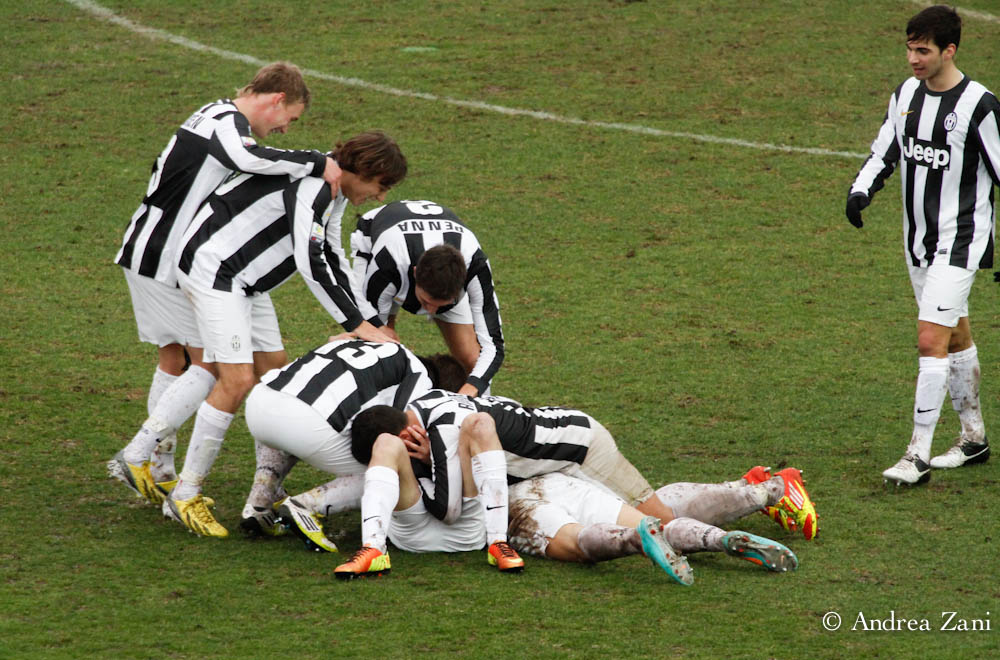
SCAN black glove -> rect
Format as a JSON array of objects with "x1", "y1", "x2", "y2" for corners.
[{"x1": 845, "y1": 192, "x2": 870, "y2": 228}]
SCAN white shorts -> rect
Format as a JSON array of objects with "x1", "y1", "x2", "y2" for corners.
[
  {"x1": 388, "y1": 496, "x2": 485, "y2": 553},
  {"x1": 389, "y1": 294, "x2": 473, "y2": 325},
  {"x1": 178, "y1": 273, "x2": 283, "y2": 363},
  {"x1": 244, "y1": 384, "x2": 367, "y2": 475},
  {"x1": 576, "y1": 418, "x2": 655, "y2": 507},
  {"x1": 123, "y1": 269, "x2": 202, "y2": 348},
  {"x1": 908, "y1": 264, "x2": 975, "y2": 327},
  {"x1": 508, "y1": 472, "x2": 625, "y2": 558}
]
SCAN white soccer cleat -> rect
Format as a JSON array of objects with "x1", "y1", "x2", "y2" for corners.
[
  {"x1": 882, "y1": 453, "x2": 931, "y2": 486},
  {"x1": 929, "y1": 437, "x2": 990, "y2": 469}
]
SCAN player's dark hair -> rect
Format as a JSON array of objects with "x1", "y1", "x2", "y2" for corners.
[
  {"x1": 238, "y1": 62, "x2": 311, "y2": 109},
  {"x1": 332, "y1": 131, "x2": 408, "y2": 188},
  {"x1": 418, "y1": 353, "x2": 468, "y2": 392},
  {"x1": 907, "y1": 5, "x2": 961, "y2": 51},
  {"x1": 414, "y1": 245, "x2": 466, "y2": 301},
  {"x1": 351, "y1": 405, "x2": 408, "y2": 465}
]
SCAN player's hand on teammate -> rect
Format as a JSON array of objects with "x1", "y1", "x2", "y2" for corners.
[
  {"x1": 845, "y1": 192, "x2": 870, "y2": 228},
  {"x1": 403, "y1": 424, "x2": 430, "y2": 463},
  {"x1": 322, "y1": 157, "x2": 342, "y2": 197},
  {"x1": 327, "y1": 322, "x2": 398, "y2": 344}
]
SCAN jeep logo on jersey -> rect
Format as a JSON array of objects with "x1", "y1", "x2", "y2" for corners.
[{"x1": 902, "y1": 136, "x2": 951, "y2": 170}]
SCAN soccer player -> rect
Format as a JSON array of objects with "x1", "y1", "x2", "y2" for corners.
[
  {"x1": 507, "y1": 471, "x2": 799, "y2": 584},
  {"x1": 239, "y1": 338, "x2": 463, "y2": 540},
  {"x1": 332, "y1": 395, "x2": 818, "y2": 578},
  {"x1": 350, "y1": 200, "x2": 504, "y2": 396},
  {"x1": 846, "y1": 5, "x2": 999, "y2": 485},
  {"x1": 121, "y1": 132, "x2": 406, "y2": 538},
  {"x1": 111, "y1": 62, "x2": 342, "y2": 497}
]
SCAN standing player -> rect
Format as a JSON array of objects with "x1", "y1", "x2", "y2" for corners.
[
  {"x1": 111, "y1": 62, "x2": 341, "y2": 497},
  {"x1": 123, "y1": 132, "x2": 406, "y2": 538},
  {"x1": 846, "y1": 5, "x2": 999, "y2": 485},
  {"x1": 350, "y1": 200, "x2": 504, "y2": 396}
]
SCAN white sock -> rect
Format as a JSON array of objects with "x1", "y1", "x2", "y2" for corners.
[
  {"x1": 576, "y1": 523, "x2": 642, "y2": 562},
  {"x1": 124, "y1": 366, "x2": 217, "y2": 466},
  {"x1": 471, "y1": 450, "x2": 509, "y2": 544},
  {"x1": 662, "y1": 517, "x2": 726, "y2": 554},
  {"x1": 911, "y1": 356, "x2": 949, "y2": 461},
  {"x1": 173, "y1": 402, "x2": 233, "y2": 500},
  {"x1": 948, "y1": 345, "x2": 986, "y2": 444},
  {"x1": 361, "y1": 466, "x2": 399, "y2": 553},
  {"x1": 148, "y1": 367, "x2": 178, "y2": 415},
  {"x1": 295, "y1": 475, "x2": 365, "y2": 517},
  {"x1": 150, "y1": 434, "x2": 178, "y2": 483},
  {"x1": 151, "y1": 365, "x2": 217, "y2": 430},
  {"x1": 245, "y1": 440, "x2": 299, "y2": 509},
  {"x1": 655, "y1": 482, "x2": 768, "y2": 527}
]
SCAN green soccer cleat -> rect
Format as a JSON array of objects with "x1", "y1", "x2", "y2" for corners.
[
  {"x1": 723, "y1": 531, "x2": 798, "y2": 572},
  {"x1": 637, "y1": 516, "x2": 693, "y2": 586}
]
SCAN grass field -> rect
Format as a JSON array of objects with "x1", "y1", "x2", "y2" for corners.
[{"x1": 3, "y1": 1, "x2": 999, "y2": 658}]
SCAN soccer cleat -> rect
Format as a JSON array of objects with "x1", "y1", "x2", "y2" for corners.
[
  {"x1": 276, "y1": 498, "x2": 337, "y2": 552},
  {"x1": 723, "y1": 531, "x2": 798, "y2": 572},
  {"x1": 163, "y1": 493, "x2": 228, "y2": 538},
  {"x1": 882, "y1": 453, "x2": 931, "y2": 487},
  {"x1": 929, "y1": 437, "x2": 990, "y2": 469},
  {"x1": 108, "y1": 450, "x2": 161, "y2": 504},
  {"x1": 158, "y1": 481, "x2": 214, "y2": 508},
  {"x1": 773, "y1": 468, "x2": 818, "y2": 540},
  {"x1": 742, "y1": 465, "x2": 772, "y2": 485},
  {"x1": 637, "y1": 516, "x2": 694, "y2": 586},
  {"x1": 334, "y1": 547, "x2": 391, "y2": 580},
  {"x1": 238, "y1": 501, "x2": 287, "y2": 538},
  {"x1": 487, "y1": 541, "x2": 525, "y2": 573}
]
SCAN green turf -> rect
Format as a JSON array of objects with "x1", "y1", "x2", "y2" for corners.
[{"x1": 2, "y1": 1, "x2": 999, "y2": 658}]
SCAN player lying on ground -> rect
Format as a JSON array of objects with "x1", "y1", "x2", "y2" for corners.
[
  {"x1": 507, "y1": 471, "x2": 798, "y2": 586},
  {"x1": 350, "y1": 200, "x2": 505, "y2": 396},
  {"x1": 109, "y1": 133, "x2": 406, "y2": 538},
  {"x1": 312, "y1": 401, "x2": 815, "y2": 579}
]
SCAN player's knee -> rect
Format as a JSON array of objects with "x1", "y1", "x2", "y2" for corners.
[
  {"x1": 461, "y1": 413, "x2": 498, "y2": 452},
  {"x1": 370, "y1": 433, "x2": 406, "y2": 464}
]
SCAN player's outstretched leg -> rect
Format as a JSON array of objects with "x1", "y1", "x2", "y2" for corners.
[
  {"x1": 276, "y1": 497, "x2": 338, "y2": 552},
  {"x1": 930, "y1": 436, "x2": 990, "y2": 469},
  {"x1": 637, "y1": 516, "x2": 693, "y2": 586},
  {"x1": 487, "y1": 541, "x2": 525, "y2": 573},
  {"x1": 882, "y1": 453, "x2": 931, "y2": 487},
  {"x1": 723, "y1": 531, "x2": 798, "y2": 572},
  {"x1": 334, "y1": 547, "x2": 391, "y2": 580}
]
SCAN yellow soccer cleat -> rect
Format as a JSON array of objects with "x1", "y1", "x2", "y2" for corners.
[
  {"x1": 108, "y1": 450, "x2": 161, "y2": 504},
  {"x1": 276, "y1": 497, "x2": 337, "y2": 552},
  {"x1": 335, "y1": 547, "x2": 391, "y2": 580},
  {"x1": 773, "y1": 468, "x2": 818, "y2": 540},
  {"x1": 163, "y1": 493, "x2": 228, "y2": 538}
]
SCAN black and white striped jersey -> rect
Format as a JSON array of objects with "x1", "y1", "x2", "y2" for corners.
[
  {"x1": 350, "y1": 200, "x2": 504, "y2": 394},
  {"x1": 261, "y1": 339, "x2": 433, "y2": 434},
  {"x1": 407, "y1": 390, "x2": 594, "y2": 519},
  {"x1": 115, "y1": 100, "x2": 326, "y2": 286},
  {"x1": 178, "y1": 170, "x2": 365, "y2": 331},
  {"x1": 851, "y1": 76, "x2": 1000, "y2": 269}
]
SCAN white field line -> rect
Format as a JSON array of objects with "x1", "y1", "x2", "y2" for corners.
[
  {"x1": 65, "y1": 0, "x2": 888, "y2": 160},
  {"x1": 909, "y1": 1, "x2": 1000, "y2": 24}
]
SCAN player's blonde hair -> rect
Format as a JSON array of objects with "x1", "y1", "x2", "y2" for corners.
[{"x1": 237, "y1": 62, "x2": 311, "y2": 108}]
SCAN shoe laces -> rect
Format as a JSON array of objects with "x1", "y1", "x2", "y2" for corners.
[
  {"x1": 188, "y1": 496, "x2": 216, "y2": 524},
  {"x1": 493, "y1": 542, "x2": 518, "y2": 558},
  {"x1": 348, "y1": 546, "x2": 379, "y2": 563}
]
